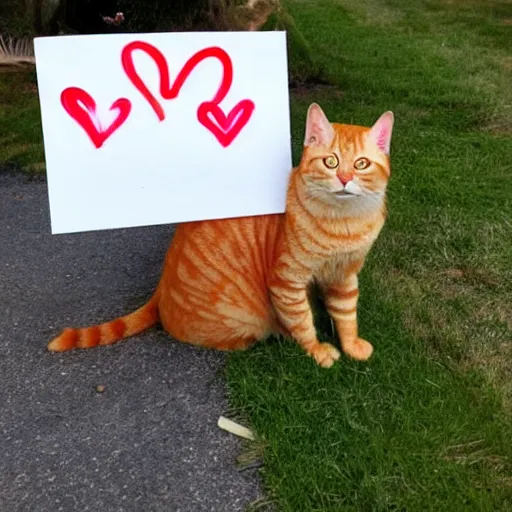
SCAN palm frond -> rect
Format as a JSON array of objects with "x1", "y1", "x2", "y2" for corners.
[{"x1": 0, "y1": 35, "x2": 35, "y2": 67}]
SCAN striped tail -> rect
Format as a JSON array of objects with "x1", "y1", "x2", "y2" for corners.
[{"x1": 47, "y1": 293, "x2": 160, "y2": 352}]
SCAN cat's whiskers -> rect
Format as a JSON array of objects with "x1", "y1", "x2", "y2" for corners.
[{"x1": 303, "y1": 179, "x2": 384, "y2": 216}]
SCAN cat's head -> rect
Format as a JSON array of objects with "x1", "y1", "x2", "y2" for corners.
[{"x1": 296, "y1": 103, "x2": 394, "y2": 216}]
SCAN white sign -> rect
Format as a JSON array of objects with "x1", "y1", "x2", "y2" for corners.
[{"x1": 34, "y1": 32, "x2": 292, "y2": 234}]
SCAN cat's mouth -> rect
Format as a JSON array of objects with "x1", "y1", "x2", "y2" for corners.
[{"x1": 334, "y1": 190, "x2": 358, "y2": 198}]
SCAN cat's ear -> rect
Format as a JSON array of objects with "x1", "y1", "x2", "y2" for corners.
[
  {"x1": 369, "y1": 111, "x2": 394, "y2": 155},
  {"x1": 304, "y1": 103, "x2": 335, "y2": 147}
]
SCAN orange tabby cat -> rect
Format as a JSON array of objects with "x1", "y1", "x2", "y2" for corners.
[{"x1": 48, "y1": 103, "x2": 394, "y2": 368}]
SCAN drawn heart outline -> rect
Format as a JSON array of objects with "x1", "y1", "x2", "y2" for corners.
[
  {"x1": 60, "y1": 87, "x2": 131, "y2": 149},
  {"x1": 121, "y1": 41, "x2": 233, "y2": 122},
  {"x1": 121, "y1": 41, "x2": 255, "y2": 147},
  {"x1": 198, "y1": 100, "x2": 255, "y2": 148}
]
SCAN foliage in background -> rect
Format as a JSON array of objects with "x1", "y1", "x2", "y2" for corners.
[
  {"x1": 0, "y1": 0, "x2": 285, "y2": 35},
  {"x1": 0, "y1": 0, "x2": 35, "y2": 38}
]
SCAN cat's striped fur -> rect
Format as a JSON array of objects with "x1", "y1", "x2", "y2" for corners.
[{"x1": 48, "y1": 103, "x2": 394, "y2": 367}]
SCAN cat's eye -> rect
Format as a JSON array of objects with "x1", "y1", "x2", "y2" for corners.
[
  {"x1": 354, "y1": 158, "x2": 371, "y2": 170},
  {"x1": 323, "y1": 155, "x2": 339, "y2": 169}
]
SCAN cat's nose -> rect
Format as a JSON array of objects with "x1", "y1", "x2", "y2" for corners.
[{"x1": 337, "y1": 173, "x2": 353, "y2": 185}]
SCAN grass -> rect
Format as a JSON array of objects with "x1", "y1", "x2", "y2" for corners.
[
  {"x1": 0, "y1": 68, "x2": 44, "y2": 172},
  {"x1": 261, "y1": 4, "x2": 326, "y2": 85},
  {"x1": 225, "y1": 0, "x2": 512, "y2": 510}
]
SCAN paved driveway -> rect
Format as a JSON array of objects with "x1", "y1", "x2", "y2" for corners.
[{"x1": 0, "y1": 171, "x2": 260, "y2": 511}]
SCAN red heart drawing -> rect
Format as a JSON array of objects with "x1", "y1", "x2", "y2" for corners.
[
  {"x1": 121, "y1": 42, "x2": 233, "y2": 122},
  {"x1": 60, "y1": 87, "x2": 131, "y2": 148},
  {"x1": 121, "y1": 41, "x2": 254, "y2": 147},
  {"x1": 197, "y1": 100, "x2": 255, "y2": 148}
]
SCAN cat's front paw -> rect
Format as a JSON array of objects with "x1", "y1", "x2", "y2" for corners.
[
  {"x1": 343, "y1": 337, "x2": 374, "y2": 361},
  {"x1": 311, "y1": 342, "x2": 341, "y2": 368}
]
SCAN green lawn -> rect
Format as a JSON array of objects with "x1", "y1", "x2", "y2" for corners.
[
  {"x1": 226, "y1": 0, "x2": 512, "y2": 510},
  {"x1": 0, "y1": 69, "x2": 44, "y2": 172}
]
